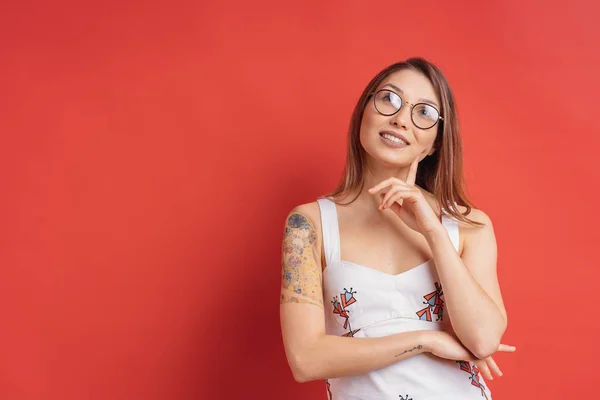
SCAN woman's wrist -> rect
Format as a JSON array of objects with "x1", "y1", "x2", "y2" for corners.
[
  {"x1": 418, "y1": 330, "x2": 440, "y2": 353},
  {"x1": 423, "y1": 223, "x2": 449, "y2": 244}
]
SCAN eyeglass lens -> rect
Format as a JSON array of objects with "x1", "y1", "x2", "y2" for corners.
[{"x1": 374, "y1": 90, "x2": 440, "y2": 129}]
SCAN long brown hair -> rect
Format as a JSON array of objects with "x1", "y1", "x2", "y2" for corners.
[{"x1": 323, "y1": 57, "x2": 484, "y2": 228}]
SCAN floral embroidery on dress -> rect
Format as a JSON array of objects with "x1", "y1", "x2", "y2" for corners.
[
  {"x1": 332, "y1": 287, "x2": 360, "y2": 336},
  {"x1": 416, "y1": 282, "x2": 444, "y2": 321},
  {"x1": 457, "y1": 361, "x2": 489, "y2": 399}
]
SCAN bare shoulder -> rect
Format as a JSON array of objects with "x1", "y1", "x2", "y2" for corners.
[
  {"x1": 284, "y1": 201, "x2": 324, "y2": 260},
  {"x1": 281, "y1": 201, "x2": 326, "y2": 306},
  {"x1": 287, "y1": 201, "x2": 322, "y2": 230},
  {"x1": 420, "y1": 188, "x2": 495, "y2": 255},
  {"x1": 455, "y1": 205, "x2": 495, "y2": 256},
  {"x1": 421, "y1": 189, "x2": 492, "y2": 227},
  {"x1": 456, "y1": 206, "x2": 494, "y2": 230}
]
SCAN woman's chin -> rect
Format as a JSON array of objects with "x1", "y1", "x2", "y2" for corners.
[{"x1": 366, "y1": 150, "x2": 414, "y2": 168}]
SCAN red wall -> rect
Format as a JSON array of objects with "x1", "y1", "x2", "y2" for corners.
[{"x1": 1, "y1": 1, "x2": 598, "y2": 399}]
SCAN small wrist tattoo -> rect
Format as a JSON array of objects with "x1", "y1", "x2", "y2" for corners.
[{"x1": 395, "y1": 344, "x2": 423, "y2": 358}]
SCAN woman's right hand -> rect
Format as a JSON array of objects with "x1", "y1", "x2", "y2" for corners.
[{"x1": 426, "y1": 330, "x2": 516, "y2": 380}]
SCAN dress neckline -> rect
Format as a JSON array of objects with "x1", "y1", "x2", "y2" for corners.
[
  {"x1": 317, "y1": 196, "x2": 455, "y2": 276},
  {"x1": 326, "y1": 258, "x2": 433, "y2": 279}
]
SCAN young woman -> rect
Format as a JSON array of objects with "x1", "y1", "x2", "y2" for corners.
[{"x1": 280, "y1": 58, "x2": 515, "y2": 399}]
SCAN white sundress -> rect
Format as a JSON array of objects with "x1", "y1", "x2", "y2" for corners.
[{"x1": 317, "y1": 197, "x2": 492, "y2": 400}]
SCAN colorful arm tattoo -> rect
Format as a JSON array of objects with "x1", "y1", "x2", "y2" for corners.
[{"x1": 280, "y1": 212, "x2": 324, "y2": 308}]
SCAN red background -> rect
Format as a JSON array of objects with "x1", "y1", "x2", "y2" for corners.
[{"x1": 1, "y1": 1, "x2": 599, "y2": 399}]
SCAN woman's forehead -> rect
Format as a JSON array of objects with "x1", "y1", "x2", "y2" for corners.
[{"x1": 378, "y1": 69, "x2": 439, "y2": 105}]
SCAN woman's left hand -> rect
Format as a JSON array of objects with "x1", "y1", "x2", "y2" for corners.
[{"x1": 367, "y1": 157, "x2": 443, "y2": 236}]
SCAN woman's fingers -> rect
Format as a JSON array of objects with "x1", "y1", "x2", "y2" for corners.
[
  {"x1": 474, "y1": 359, "x2": 493, "y2": 381},
  {"x1": 381, "y1": 188, "x2": 411, "y2": 209},
  {"x1": 379, "y1": 187, "x2": 401, "y2": 209},
  {"x1": 368, "y1": 178, "x2": 397, "y2": 194},
  {"x1": 369, "y1": 178, "x2": 409, "y2": 196},
  {"x1": 405, "y1": 156, "x2": 420, "y2": 186},
  {"x1": 497, "y1": 344, "x2": 517, "y2": 352},
  {"x1": 484, "y1": 356, "x2": 502, "y2": 377}
]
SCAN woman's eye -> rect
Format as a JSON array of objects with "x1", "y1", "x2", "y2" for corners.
[
  {"x1": 389, "y1": 95, "x2": 401, "y2": 107},
  {"x1": 417, "y1": 105, "x2": 436, "y2": 118},
  {"x1": 377, "y1": 91, "x2": 401, "y2": 109}
]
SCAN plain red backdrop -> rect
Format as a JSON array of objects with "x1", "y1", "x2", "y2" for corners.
[{"x1": 1, "y1": 0, "x2": 599, "y2": 399}]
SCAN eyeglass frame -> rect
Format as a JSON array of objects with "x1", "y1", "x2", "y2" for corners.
[{"x1": 369, "y1": 89, "x2": 444, "y2": 130}]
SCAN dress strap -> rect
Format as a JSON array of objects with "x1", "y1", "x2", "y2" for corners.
[
  {"x1": 316, "y1": 197, "x2": 342, "y2": 266},
  {"x1": 440, "y1": 208, "x2": 460, "y2": 253}
]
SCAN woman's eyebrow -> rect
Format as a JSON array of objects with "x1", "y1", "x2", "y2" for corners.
[{"x1": 381, "y1": 83, "x2": 440, "y2": 108}]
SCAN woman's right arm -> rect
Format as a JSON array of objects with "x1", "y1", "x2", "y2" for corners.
[{"x1": 279, "y1": 207, "x2": 433, "y2": 382}]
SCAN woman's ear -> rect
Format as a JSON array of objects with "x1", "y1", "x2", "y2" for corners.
[{"x1": 427, "y1": 147, "x2": 436, "y2": 156}]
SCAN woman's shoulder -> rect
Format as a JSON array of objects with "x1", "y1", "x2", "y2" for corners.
[
  {"x1": 284, "y1": 200, "x2": 323, "y2": 237},
  {"x1": 421, "y1": 189, "x2": 493, "y2": 255},
  {"x1": 283, "y1": 200, "x2": 325, "y2": 267},
  {"x1": 420, "y1": 189, "x2": 492, "y2": 227},
  {"x1": 452, "y1": 205, "x2": 494, "y2": 256},
  {"x1": 451, "y1": 203, "x2": 493, "y2": 229}
]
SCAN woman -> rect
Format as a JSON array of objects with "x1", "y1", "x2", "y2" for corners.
[{"x1": 280, "y1": 57, "x2": 515, "y2": 399}]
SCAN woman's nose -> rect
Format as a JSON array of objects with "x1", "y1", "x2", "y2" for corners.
[{"x1": 391, "y1": 104, "x2": 411, "y2": 129}]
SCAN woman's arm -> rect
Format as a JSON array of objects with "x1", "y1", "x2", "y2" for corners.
[
  {"x1": 280, "y1": 207, "x2": 432, "y2": 382},
  {"x1": 282, "y1": 306, "x2": 432, "y2": 382},
  {"x1": 425, "y1": 208, "x2": 507, "y2": 359}
]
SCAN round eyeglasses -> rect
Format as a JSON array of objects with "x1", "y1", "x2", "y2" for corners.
[{"x1": 372, "y1": 89, "x2": 443, "y2": 130}]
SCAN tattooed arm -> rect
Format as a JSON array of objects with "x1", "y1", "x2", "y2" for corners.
[{"x1": 280, "y1": 205, "x2": 435, "y2": 382}]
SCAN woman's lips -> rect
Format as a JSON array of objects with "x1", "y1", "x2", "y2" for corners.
[
  {"x1": 379, "y1": 131, "x2": 409, "y2": 148},
  {"x1": 380, "y1": 130, "x2": 410, "y2": 144}
]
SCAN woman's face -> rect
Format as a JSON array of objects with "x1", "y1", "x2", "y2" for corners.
[{"x1": 359, "y1": 68, "x2": 441, "y2": 167}]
